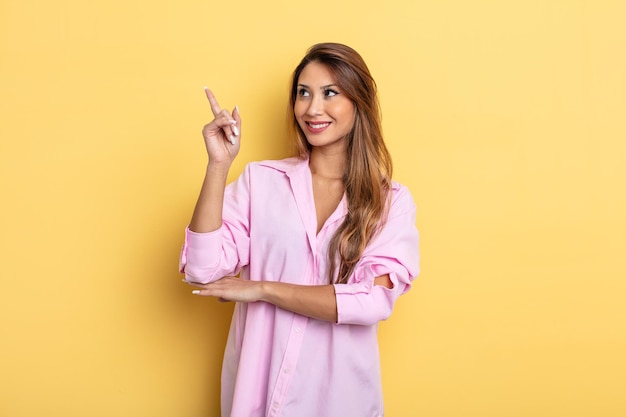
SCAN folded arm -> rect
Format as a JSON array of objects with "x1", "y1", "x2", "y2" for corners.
[{"x1": 186, "y1": 275, "x2": 393, "y2": 323}]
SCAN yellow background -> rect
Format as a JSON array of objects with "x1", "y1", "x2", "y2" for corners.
[{"x1": 1, "y1": 0, "x2": 625, "y2": 415}]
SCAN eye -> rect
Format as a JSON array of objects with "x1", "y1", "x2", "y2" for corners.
[
  {"x1": 297, "y1": 88, "x2": 310, "y2": 97},
  {"x1": 324, "y1": 88, "x2": 339, "y2": 97}
]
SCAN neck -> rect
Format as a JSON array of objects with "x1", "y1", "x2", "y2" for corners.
[{"x1": 309, "y1": 147, "x2": 346, "y2": 180}]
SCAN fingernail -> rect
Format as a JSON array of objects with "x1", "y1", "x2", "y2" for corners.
[
  {"x1": 203, "y1": 86, "x2": 208, "y2": 90},
  {"x1": 229, "y1": 135, "x2": 236, "y2": 145},
  {"x1": 232, "y1": 125, "x2": 240, "y2": 136},
  {"x1": 192, "y1": 290, "x2": 201, "y2": 295},
  {"x1": 235, "y1": 105, "x2": 240, "y2": 114}
]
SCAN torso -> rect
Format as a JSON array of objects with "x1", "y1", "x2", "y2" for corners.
[{"x1": 311, "y1": 173, "x2": 344, "y2": 235}]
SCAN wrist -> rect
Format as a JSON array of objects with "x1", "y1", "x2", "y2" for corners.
[
  {"x1": 206, "y1": 161, "x2": 231, "y2": 177},
  {"x1": 258, "y1": 281, "x2": 275, "y2": 304}
]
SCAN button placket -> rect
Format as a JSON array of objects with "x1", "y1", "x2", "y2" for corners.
[{"x1": 267, "y1": 315, "x2": 308, "y2": 416}]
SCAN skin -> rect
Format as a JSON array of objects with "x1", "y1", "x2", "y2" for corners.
[
  {"x1": 186, "y1": 66, "x2": 391, "y2": 323},
  {"x1": 295, "y1": 62, "x2": 354, "y2": 233}
]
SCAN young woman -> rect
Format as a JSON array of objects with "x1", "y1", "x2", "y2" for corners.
[{"x1": 180, "y1": 43, "x2": 419, "y2": 417}]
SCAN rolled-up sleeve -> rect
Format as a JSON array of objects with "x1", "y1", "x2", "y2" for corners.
[
  {"x1": 179, "y1": 164, "x2": 252, "y2": 284},
  {"x1": 334, "y1": 186, "x2": 420, "y2": 326}
]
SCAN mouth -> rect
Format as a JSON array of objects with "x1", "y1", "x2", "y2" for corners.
[{"x1": 305, "y1": 121, "x2": 331, "y2": 133}]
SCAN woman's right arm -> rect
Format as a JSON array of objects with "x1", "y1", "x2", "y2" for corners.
[
  {"x1": 181, "y1": 88, "x2": 247, "y2": 284},
  {"x1": 189, "y1": 88, "x2": 242, "y2": 233}
]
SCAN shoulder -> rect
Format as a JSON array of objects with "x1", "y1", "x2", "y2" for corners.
[
  {"x1": 227, "y1": 157, "x2": 306, "y2": 195},
  {"x1": 388, "y1": 181, "x2": 417, "y2": 217}
]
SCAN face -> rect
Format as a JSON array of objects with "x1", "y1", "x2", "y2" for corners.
[{"x1": 294, "y1": 62, "x2": 356, "y2": 151}]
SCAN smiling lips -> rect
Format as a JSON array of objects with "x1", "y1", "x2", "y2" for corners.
[{"x1": 305, "y1": 121, "x2": 331, "y2": 133}]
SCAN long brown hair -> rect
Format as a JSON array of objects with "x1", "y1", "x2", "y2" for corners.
[{"x1": 288, "y1": 43, "x2": 393, "y2": 284}]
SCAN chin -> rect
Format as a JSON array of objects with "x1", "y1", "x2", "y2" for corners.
[{"x1": 306, "y1": 136, "x2": 348, "y2": 151}]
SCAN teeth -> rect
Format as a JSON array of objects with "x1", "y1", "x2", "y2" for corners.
[{"x1": 309, "y1": 123, "x2": 329, "y2": 129}]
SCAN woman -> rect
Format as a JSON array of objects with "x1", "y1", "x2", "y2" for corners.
[{"x1": 180, "y1": 43, "x2": 419, "y2": 417}]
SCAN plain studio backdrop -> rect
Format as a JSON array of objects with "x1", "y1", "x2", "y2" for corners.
[{"x1": 1, "y1": 0, "x2": 624, "y2": 416}]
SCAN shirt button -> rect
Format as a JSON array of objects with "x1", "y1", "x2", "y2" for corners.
[{"x1": 295, "y1": 327, "x2": 301, "y2": 333}]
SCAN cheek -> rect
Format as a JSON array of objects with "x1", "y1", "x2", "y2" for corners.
[
  {"x1": 337, "y1": 100, "x2": 355, "y2": 121},
  {"x1": 293, "y1": 102, "x2": 306, "y2": 119},
  {"x1": 294, "y1": 108, "x2": 309, "y2": 132},
  {"x1": 340, "y1": 105, "x2": 356, "y2": 128},
  {"x1": 293, "y1": 105, "x2": 303, "y2": 124}
]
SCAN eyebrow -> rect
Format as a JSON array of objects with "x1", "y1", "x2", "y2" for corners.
[{"x1": 297, "y1": 83, "x2": 339, "y2": 89}]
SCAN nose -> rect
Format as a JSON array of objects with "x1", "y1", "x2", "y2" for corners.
[{"x1": 306, "y1": 94, "x2": 324, "y2": 116}]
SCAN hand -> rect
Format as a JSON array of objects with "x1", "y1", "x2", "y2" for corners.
[
  {"x1": 201, "y1": 88, "x2": 241, "y2": 166},
  {"x1": 185, "y1": 276, "x2": 264, "y2": 303}
]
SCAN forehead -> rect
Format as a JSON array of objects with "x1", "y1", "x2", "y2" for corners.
[{"x1": 298, "y1": 61, "x2": 337, "y2": 85}]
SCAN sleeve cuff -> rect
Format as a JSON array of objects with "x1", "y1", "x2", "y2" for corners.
[{"x1": 179, "y1": 226, "x2": 223, "y2": 274}]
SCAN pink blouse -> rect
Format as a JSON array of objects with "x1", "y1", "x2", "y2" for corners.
[{"x1": 180, "y1": 157, "x2": 419, "y2": 417}]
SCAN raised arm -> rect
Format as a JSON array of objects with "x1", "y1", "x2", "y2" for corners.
[{"x1": 189, "y1": 88, "x2": 241, "y2": 233}]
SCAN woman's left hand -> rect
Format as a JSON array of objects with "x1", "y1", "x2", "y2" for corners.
[{"x1": 185, "y1": 277, "x2": 264, "y2": 303}]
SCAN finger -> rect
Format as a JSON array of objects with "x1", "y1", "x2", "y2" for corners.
[
  {"x1": 192, "y1": 288, "x2": 229, "y2": 299},
  {"x1": 220, "y1": 121, "x2": 236, "y2": 146},
  {"x1": 191, "y1": 288, "x2": 231, "y2": 303},
  {"x1": 209, "y1": 110, "x2": 237, "y2": 145},
  {"x1": 184, "y1": 276, "x2": 235, "y2": 288},
  {"x1": 183, "y1": 279, "x2": 205, "y2": 288},
  {"x1": 232, "y1": 105, "x2": 241, "y2": 137},
  {"x1": 218, "y1": 111, "x2": 237, "y2": 145},
  {"x1": 204, "y1": 87, "x2": 222, "y2": 117}
]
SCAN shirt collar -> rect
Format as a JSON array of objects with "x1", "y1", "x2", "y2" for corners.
[
  {"x1": 258, "y1": 156, "x2": 308, "y2": 175},
  {"x1": 258, "y1": 156, "x2": 401, "y2": 191}
]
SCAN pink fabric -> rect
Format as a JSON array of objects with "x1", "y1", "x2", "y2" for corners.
[{"x1": 180, "y1": 157, "x2": 419, "y2": 417}]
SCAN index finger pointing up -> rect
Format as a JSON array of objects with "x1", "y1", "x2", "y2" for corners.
[{"x1": 204, "y1": 87, "x2": 222, "y2": 116}]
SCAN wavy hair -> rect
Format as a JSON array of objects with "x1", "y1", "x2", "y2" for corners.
[{"x1": 287, "y1": 43, "x2": 393, "y2": 284}]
